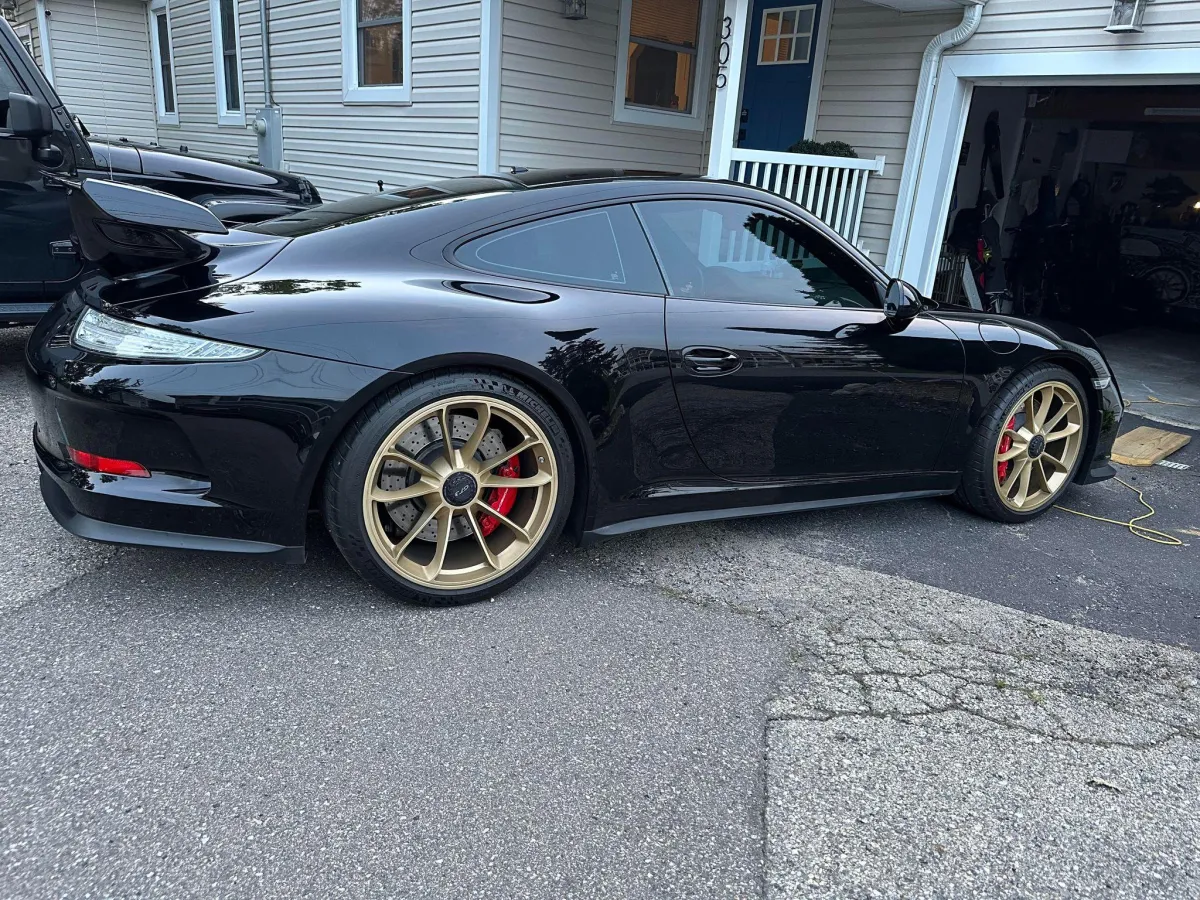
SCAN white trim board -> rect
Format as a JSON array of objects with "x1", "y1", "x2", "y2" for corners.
[
  {"x1": 893, "y1": 47, "x2": 1200, "y2": 294},
  {"x1": 802, "y1": 0, "x2": 832, "y2": 140},
  {"x1": 478, "y1": 0, "x2": 501, "y2": 173}
]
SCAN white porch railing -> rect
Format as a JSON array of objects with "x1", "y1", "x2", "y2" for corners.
[{"x1": 728, "y1": 149, "x2": 886, "y2": 249}]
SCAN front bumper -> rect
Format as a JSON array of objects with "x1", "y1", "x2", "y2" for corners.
[
  {"x1": 25, "y1": 297, "x2": 388, "y2": 558},
  {"x1": 1074, "y1": 373, "x2": 1123, "y2": 485}
]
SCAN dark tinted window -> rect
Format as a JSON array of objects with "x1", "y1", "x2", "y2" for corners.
[
  {"x1": 635, "y1": 199, "x2": 878, "y2": 309},
  {"x1": 0, "y1": 58, "x2": 24, "y2": 130},
  {"x1": 457, "y1": 205, "x2": 665, "y2": 294}
]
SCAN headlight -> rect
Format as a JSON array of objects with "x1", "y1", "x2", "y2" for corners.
[{"x1": 72, "y1": 308, "x2": 263, "y2": 362}]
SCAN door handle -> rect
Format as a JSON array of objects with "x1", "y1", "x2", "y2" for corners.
[{"x1": 682, "y1": 346, "x2": 742, "y2": 376}]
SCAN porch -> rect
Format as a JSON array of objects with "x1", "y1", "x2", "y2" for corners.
[{"x1": 495, "y1": 0, "x2": 973, "y2": 262}]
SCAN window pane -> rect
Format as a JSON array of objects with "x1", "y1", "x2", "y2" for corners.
[
  {"x1": 360, "y1": 23, "x2": 404, "y2": 85},
  {"x1": 465, "y1": 211, "x2": 627, "y2": 286},
  {"x1": 760, "y1": 38, "x2": 778, "y2": 63},
  {"x1": 795, "y1": 7, "x2": 815, "y2": 33},
  {"x1": 780, "y1": 9, "x2": 795, "y2": 33},
  {"x1": 224, "y1": 53, "x2": 240, "y2": 109},
  {"x1": 630, "y1": 0, "x2": 700, "y2": 48},
  {"x1": 219, "y1": 0, "x2": 237, "y2": 46},
  {"x1": 636, "y1": 200, "x2": 877, "y2": 309},
  {"x1": 457, "y1": 207, "x2": 664, "y2": 293},
  {"x1": 778, "y1": 37, "x2": 793, "y2": 61},
  {"x1": 359, "y1": 0, "x2": 403, "y2": 24},
  {"x1": 764, "y1": 11, "x2": 780, "y2": 36},
  {"x1": 155, "y1": 13, "x2": 174, "y2": 113},
  {"x1": 626, "y1": 42, "x2": 694, "y2": 112}
]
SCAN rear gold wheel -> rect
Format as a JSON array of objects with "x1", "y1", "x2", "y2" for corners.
[
  {"x1": 360, "y1": 396, "x2": 559, "y2": 591},
  {"x1": 323, "y1": 371, "x2": 574, "y2": 604}
]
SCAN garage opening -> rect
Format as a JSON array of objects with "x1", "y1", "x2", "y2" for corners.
[{"x1": 935, "y1": 85, "x2": 1200, "y2": 430}]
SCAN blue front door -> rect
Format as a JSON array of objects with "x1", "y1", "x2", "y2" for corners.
[{"x1": 738, "y1": 1, "x2": 823, "y2": 152}]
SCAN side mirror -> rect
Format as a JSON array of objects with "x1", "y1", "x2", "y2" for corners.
[
  {"x1": 7, "y1": 92, "x2": 54, "y2": 141},
  {"x1": 883, "y1": 278, "x2": 922, "y2": 323}
]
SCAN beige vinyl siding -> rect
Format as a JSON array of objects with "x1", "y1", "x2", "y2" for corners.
[
  {"x1": 9, "y1": 1, "x2": 43, "y2": 72},
  {"x1": 499, "y1": 0, "x2": 707, "y2": 174},
  {"x1": 45, "y1": 0, "x2": 158, "y2": 143},
  {"x1": 812, "y1": 0, "x2": 959, "y2": 262},
  {"x1": 270, "y1": 0, "x2": 481, "y2": 198},
  {"x1": 954, "y1": 0, "x2": 1200, "y2": 54},
  {"x1": 155, "y1": 0, "x2": 261, "y2": 162}
]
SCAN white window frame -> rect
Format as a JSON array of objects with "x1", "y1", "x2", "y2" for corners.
[
  {"x1": 210, "y1": 0, "x2": 246, "y2": 126},
  {"x1": 756, "y1": 5, "x2": 816, "y2": 66},
  {"x1": 340, "y1": 0, "x2": 413, "y2": 105},
  {"x1": 614, "y1": 0, "x2": 715, "y2": 131},
  {"x1": 148, "y1": 0, "x2": 179, "y2": 126}
]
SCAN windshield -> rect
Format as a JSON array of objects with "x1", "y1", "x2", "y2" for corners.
[{"x1": 241, "y1": 177, "x2": 520, "y2": 238}]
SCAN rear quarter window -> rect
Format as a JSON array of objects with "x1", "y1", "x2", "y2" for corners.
[{"x1": 455, "y1": 204, "x2": 664, "y2": 295}]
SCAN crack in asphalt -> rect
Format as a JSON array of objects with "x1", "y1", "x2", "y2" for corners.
[{"x1": 588, "y1": 521, "x2": 1199, "y2": 755}]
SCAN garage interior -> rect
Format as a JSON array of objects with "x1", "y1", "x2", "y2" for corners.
[{"x1": 935, "y1": 84, "x2": 1200, "y2": 431}]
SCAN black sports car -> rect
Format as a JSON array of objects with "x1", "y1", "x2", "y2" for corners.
[{"x1": 25, "y1": 171, "x2": 1123, "y2": 604}]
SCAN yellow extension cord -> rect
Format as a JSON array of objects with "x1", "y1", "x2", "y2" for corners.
[{"x1": 1054, "y1": 477, "x2": 1184, "y2": 546}]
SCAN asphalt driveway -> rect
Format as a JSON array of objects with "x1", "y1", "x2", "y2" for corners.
[{"x1": 1, "y1": 325, "x2": 1197, "y2": 899}]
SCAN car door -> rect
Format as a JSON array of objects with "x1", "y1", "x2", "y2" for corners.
[
  {"x1": 634, "y1": 198, "x2": 965, "y2": 482},
  {"x1": 0, "y1": 53, "x2": 78, "y2": 304}
]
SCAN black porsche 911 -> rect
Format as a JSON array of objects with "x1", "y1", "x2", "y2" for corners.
[{"x1": 25, "y1": 171, "x2": 1122, "y2": 604}]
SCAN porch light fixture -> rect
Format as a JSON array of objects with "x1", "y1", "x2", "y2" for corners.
[
  {"x1": 1105, "y1": 0, "x2": 1147, "y2": 33},
  {"x1": 561, "y1": 0, "x2": 586, "y2": 19}
]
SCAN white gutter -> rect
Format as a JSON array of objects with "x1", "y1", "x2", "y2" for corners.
[{"x1": 885, "y1": 0, "x2": 986, "y2": 275}]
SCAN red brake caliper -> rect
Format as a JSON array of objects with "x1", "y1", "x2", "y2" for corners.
[
  {"x1": 997, "y1": 415, "x2": 1016, "y2": 482},
  {"x1": 476, "y1": 455, "x2": 520, "y2": 537}
]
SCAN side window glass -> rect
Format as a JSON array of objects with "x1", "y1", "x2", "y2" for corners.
[
  {"x1": 0, "y1": 59, "x2": 24, "y2": 131},
  {"x1": 634, "y1": 199, "x2": 878, "y2": 309},
  {"x1": 456, "y1": 205, "x2": 664, "y2": 294}
]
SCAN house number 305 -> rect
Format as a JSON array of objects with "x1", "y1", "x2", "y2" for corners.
[{"x1": 715, "y1": 16, "x2": 732, "y2": 89}]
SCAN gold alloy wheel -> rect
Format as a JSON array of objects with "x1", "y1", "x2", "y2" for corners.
[
  {"x1": 992, "y1": 381, "x2": 1085, "y2": 513},
  {"x1": 361, "y1": 396, "x2": 558, "y2": 590}
]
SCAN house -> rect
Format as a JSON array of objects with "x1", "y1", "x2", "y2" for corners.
[{"x1": 6, "y1": 0, "x2": 1200, "y2": 301}]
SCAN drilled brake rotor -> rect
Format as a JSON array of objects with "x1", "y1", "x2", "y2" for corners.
[{"x1": 379, "y1": 413, "x2": 506, "y2": 542}]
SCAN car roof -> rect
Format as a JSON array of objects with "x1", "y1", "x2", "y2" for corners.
[{"x1": 241, "y1": 171, "x2": 883, "y2": 282}]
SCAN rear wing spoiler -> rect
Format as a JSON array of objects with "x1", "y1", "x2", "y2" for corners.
[{"x1": 70, "y1": 179, "x2": 228, "y2": 277}]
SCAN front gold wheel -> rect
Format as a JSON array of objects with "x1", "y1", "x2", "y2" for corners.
[
  {"x1": 992, "y1": 381, "x2": 1084, "y2": 513},
  {"x1": 360, "y1": 395, "x2": 559, "y2": 591}
]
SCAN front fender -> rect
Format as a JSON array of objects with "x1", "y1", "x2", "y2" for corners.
[{"x1": 930, "y1": 311, "x2": 1122, "y2": 479}]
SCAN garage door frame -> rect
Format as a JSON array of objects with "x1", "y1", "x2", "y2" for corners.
[{"x1": 894, "y1": 47, "x2": 1200, "y2": 295}]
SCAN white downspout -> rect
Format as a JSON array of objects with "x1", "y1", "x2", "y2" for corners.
[
  {"x1": 885, "y1": 0, "x2": 986, "y2": 275},
  {"x1": 35, "y1": 0, "x2": 54, "y2": 84}
]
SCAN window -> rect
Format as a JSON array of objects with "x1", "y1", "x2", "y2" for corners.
[
  {"x1": 210, "y1": 0, "x2": 244, "y2": 124},
  {"x1": 758, "y1": 5, "x2": 816, "y2": 65},
  {"x1": 634, "y1": 200, "x2": 877, "y2": 309},
  {"x1": 0, "y1": 58, "x2": 23, "y2": 131},
  {"x1": 456, "y1": 206, "x2": 664, "y2": 294},
  {"x1": 149, "y1": 0, "x2": 178, "y2": 124},
  {"x1": 614, "y1": 0, "x2": 713, "y2": 130},
  {"x1": 341, "y1": 0, "x2": 412, "y2": 104}
]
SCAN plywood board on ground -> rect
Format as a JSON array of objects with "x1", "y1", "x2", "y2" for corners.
[{"x1": 1111, "y1": 426, "x2": 1191, "y2": 466}]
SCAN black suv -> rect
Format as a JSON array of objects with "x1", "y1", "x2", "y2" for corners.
[{"x1": 1, "y1": 18, "x2": 320, "y2": 327}]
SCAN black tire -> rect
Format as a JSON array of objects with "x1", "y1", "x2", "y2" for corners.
[
  {"x1": 955, "y1": 363, "x2": 1088, "y2": 523},
  {"x1": 322, "y1": 370, "x2": 575, "y2": 605}
]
